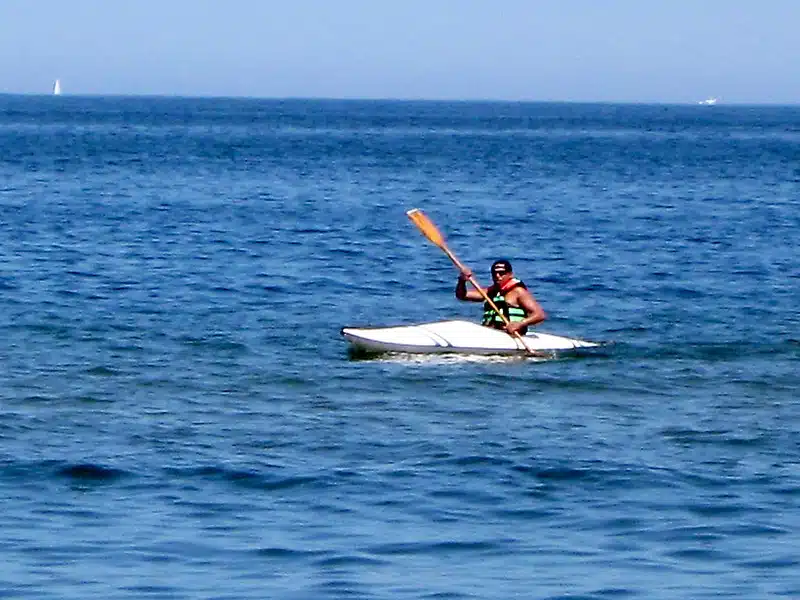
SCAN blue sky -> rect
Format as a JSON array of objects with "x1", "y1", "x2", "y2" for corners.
[{"x1": 1, "y1": 0, "x2": 797, "y2": 103}]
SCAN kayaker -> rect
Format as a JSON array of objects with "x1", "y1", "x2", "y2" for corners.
[{"x1": 455, "y1": 259, "x2": 546, "y2": 335}]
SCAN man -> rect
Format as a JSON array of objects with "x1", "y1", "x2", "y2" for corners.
[{"x1": 455, "y1": 259, "x2": 546, "y2": 335}]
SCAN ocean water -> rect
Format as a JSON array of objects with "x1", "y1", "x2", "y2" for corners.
[{"x1": 0, "y1": 96, "x2": 798, "y2": 599}]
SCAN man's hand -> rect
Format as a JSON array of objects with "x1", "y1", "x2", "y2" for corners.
[{"x1": 505, "y1": 321, "x2": 526, "y2": 335}]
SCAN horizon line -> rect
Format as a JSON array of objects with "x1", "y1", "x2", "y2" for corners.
[{"x1": 1, "y1": 92, "x2": 798, "y2": 107}]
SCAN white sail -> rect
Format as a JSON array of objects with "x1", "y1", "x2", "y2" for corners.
[{"x1": 53, "y1": 79, "x2": 62, "y2": 96}]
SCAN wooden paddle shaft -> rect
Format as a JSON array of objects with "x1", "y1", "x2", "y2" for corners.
[
  {"x1": 422, "y1": 219, "x2": 542, "y2": 356},
  {"x1": 444, "y1": 248, "x2": 511, "y2": 325},
  {"x1": 409, "y1": 212, "x2": 538, "y2": 355}
]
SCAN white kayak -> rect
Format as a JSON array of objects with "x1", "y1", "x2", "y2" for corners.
[{"x1": 341, "y1": 320, "x2": 599, "y2": 356}]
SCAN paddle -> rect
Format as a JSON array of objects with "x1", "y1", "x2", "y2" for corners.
[{"x1": 406, "y1": 208, "x2": 543, "y2": 357}]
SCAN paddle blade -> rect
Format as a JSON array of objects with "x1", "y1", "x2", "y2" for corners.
[{"x1": 406, "y1": 208, "x2": 446, "y2": 249}]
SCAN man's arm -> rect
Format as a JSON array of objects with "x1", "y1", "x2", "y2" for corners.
[
  {"x1": 455, "y1": 272, "x2": 486, "y2": 302},
  {"x1": 505, "y1": 288, "x2": 547, "y2": 333}
]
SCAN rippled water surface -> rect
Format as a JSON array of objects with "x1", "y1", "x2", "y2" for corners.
[{"x1": 1, "y1": 96, "x2": 798, "y2": 599}]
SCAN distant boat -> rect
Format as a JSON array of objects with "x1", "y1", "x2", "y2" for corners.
[
  {"x1": 53, "y1": 79, "x2": 62, "y2": 96},
  {"x1": 697, "y1": 97, "x2": 717, "y2": 105}
]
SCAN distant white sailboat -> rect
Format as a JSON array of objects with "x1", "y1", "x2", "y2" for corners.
[{"x1": 53, "y1": 79, "x2": 62, "y2": 96}]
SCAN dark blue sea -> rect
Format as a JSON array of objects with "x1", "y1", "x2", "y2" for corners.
[{"x1": 1, "y1": 96, "x2": 798, "y2": 599}]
